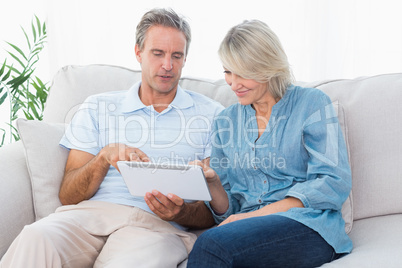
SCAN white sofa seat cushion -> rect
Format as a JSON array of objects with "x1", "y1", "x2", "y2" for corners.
[{"x1": 320, "y1": 214, "x2": 402, "y2": 267}]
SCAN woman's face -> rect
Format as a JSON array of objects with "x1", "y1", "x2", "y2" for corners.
[{"x1": 224, "y1": 69, "x2": 270, "y2": 106}]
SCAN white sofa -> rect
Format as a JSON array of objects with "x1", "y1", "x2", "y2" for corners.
[{"x1": 1, "y1": 64, "x2": 402, "y2": 267}]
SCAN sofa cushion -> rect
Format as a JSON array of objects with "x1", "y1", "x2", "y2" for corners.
[
  {"x1": 325, "y1": 100, "x2": 353, "y2": 234},
  {"x1": 315, "y1": 74, "x2": 402, "y2": 221},
  {"x1": 43, "y1": 64, "x2": 142, "y2": 124},
  {"x1": 320, "y1": 214, "x2": 402, "y2": 267},
  {"x1": 43, "y1": 65, "x2": 237, "y2": 125},
  {"x1": 179, "y1": 76, "x2": 238, "y2": 107},
  {"x1": 16, "y1": 119, "x2": 68, "y2": 220},
  {"x1": 0, "y1": 141, "x2": 35, "y2": 257}
]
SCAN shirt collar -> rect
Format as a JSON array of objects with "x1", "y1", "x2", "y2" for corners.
[{"x1": 121, "y1": 81, "x2": 194, "y2": 113}]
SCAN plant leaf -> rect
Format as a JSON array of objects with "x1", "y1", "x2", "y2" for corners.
[
  {"x1": 31, "y1": 20, "x2": 37, "y2": 43},
  {"x1": 27, "y1": 91, "x2": 39, "y2": 105},
  {"x1": 35, "y1": 76, "x2": 46, "y2": 88},
  {"x1": 23, "y1": 109, "x2": 34, "y2": 120},
  {"x1": 31, "y1": 47, "x2": 43, "y2": 55},
  {"x1": 6, "y1": 123, "x2": 18, "y2": 132},
  {"x1": 21, "y1": 26, "x2": 31, "y2": 51},
  {"x1": 35, "y1": 15, "x2": 42, "y2": 37},
  {"x1": 1, "y1": 15, "x2": 49, "y2": 141},
  {"x1": 0, "y1": 60, "x2": 6, "y2": 77},
  {"x1": 6, "y1": 42, "x2": 28, "y2": 61},
  {"x1": 0, "y1": 128, "x2": 5, "y2": 147},
  {"x1": 28, "y1": 54, "x2": 41, "y2": 66},
  {"x1": 7, "y1": 70, "x2": 33, "y2": 88},
  {"x1": 12, "y1": 132, "x2": 20, "y2": 142},
  {"x1": 0, "y1": 92, "x2": 7, "y2": 105},
  {"x1": 43, "y1": 21, "x2": 47, "y2": 35},
  {"x1": 27, "y1": 61, "x2": 38, "y2": 73},
  {"x1": 32, "y1": 80, "x2": 40, "y2": 91},
  {"x1": 12, "y1": 101, "x2": 24, "y2": 112},
  {"x1": 7, "y1": 51, "x2": 26, "y2": 69},
  {"x1": 33, "y1": 77, "x2": 49, "y2": 106},
  {"x1": 29, "y1": 102, "x2": 40, "y2": 119},
  {"x1": 11, "y1": 114, "x2": 19, "y2": 121},
  {"x1": 6, "y1": 65, "x2": 20, "y2": 76},
  {"x1": 1, "y1": 68, "x2": 12, "y2": 82},
  {"x1": 38, "y1": 35, "x2": 47, "y2": 42}
]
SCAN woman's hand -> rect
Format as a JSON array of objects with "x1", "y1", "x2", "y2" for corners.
[
  {"x1": 189, "y1": 160, "x2": 229, "y2": 214},
  {"x1": 218, "y1": 211, "x2": 258, "y2": 226},
  {"x1": 190, "y1": 159, "x2": 219, "y2": 184}
]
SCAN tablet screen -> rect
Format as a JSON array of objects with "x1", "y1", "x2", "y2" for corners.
[{"x1": 117, "y1": 161, "x2": 212, "y2": 201}]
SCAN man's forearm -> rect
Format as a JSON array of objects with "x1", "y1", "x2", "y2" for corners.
[
  {"x1": 59, "y1": 151, "x2": 109, "y2": 205},
  {"x1": 174, "y1": 201, "x2": 216, "y2": 229}
]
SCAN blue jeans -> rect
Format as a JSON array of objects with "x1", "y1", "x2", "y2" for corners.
[{"x1": 187, "y1": 215, "x2": 341, "y2": 268}]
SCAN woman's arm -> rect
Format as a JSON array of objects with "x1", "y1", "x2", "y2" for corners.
[
  {"x1": 190, "y1": 160, "x2": 230, "y2": 215},
  {"x1": 286, "y1": 94, "x2": 352, "y2": 211},
  {"x1": 219, "y1": 197, "x2": 303, "y2": 226}
]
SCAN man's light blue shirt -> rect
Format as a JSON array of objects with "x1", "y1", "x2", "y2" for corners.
[
  {"x1": 60, "y1": 81, "x2": 224, "y2": 214},
  {"x1": 206, "y1": 85, "x2": 353, "y2": 253}
]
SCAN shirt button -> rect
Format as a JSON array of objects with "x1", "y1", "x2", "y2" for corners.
[
  {"x1": 252, "y1": 147, "x2": 255, "y2": 151},
  {"x1": 254, "y1": 166, "x2": 257, "y2": 170},
  {"x1": 264, "y1": 180, "x2": 267, "y2": 184},
  {"x1": 258, "y1": 199, "x2": 262, "y2": 203}
]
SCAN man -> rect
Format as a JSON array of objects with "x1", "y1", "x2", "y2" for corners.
[{"x1": 0, "y1": 8, "x2": 223, "y2": 267}]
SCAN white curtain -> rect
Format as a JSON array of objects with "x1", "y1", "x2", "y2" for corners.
[{"x1": 44, "y1": 0, "x2": 402, "y2": 82}]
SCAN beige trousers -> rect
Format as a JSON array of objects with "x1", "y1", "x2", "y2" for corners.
[{"x1": 0, "y1": 201, "x2": 196, "y2": 268}]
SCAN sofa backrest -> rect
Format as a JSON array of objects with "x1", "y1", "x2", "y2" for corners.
[
  {"x1": 44, "y1": 64, "x2": 402, "y2": 223},
  {"x1": 311, "y1": 74, "x2": 402, "y2": 221},
  {"x1": 44, "y1": 65, "x2": 143, "y2": 123},
  {"x1": 43, "y1": 64, "x2": 238, "y2": 123}
]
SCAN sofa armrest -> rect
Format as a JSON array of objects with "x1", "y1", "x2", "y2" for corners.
[{"x1": 0, "y1": 141, "x2": 35, "y2": 259}]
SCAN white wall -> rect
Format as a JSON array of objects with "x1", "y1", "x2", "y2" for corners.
[
  {"x1": 2, "y1": 0, "x2": 402, "y2": 84},
  {"x1": 44, "y1": 0, "x2": 402, "y2": 81},
  {"x1": 1, "y1": 0, "x2": 402, "y2": 145}
]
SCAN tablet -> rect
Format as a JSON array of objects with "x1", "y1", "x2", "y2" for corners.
[{"x1": 117, "y1": 161, "x2": 212, "y2": 201}]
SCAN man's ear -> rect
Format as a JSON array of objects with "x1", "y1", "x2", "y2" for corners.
[{"x1": 135, "y1": 44, "x2": 142, "y2": 63}]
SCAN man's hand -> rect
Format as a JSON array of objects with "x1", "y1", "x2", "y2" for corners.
[
  {"x1": 101, "y1": 143, "x2": 150, "y2": 171},
  {"x1": 144, "y1": 190, "x2": 185, "y2": 221},
  {"x1": 144, "y1": 190, "x2": 216, "y2": 229},
  {"x1": 60, "y1": 143, "x2": 150, "y2": 205}
]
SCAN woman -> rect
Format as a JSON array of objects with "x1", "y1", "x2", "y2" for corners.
[{"x1": 187, "y1": 20, "x2": 352, "y2": 267}]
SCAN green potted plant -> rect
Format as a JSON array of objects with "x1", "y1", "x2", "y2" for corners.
[{"x1": 0, "y1": 15, "x2": 49, "y2": 147}]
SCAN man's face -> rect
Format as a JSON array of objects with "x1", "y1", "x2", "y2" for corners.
[{"x1": 135, "y1": 25, "x2": 187, "y2": 95}]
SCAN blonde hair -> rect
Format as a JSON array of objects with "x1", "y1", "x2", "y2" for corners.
[{"x1": 218, "y1": 20, "x2": 293, "y2": 98}]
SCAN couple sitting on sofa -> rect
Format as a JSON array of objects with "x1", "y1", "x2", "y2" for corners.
[{"x1": 0, "y1": 7, "x2": 352, "y2": 268}]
